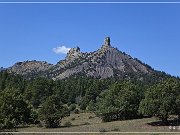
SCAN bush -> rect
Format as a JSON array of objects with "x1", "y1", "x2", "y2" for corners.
[
  {"x1": 29, "y1": 110, "x2": 39, "y2": 124},
  {"x1": 36, "y1": 122, "x2": 43, "y2": 127},
  {"x1": 88, "y1": 101, "x2": 96, "y2": 112},
  {"x1": 74, "y1": 109, "x2": 79, "y2": 114},
  {"x1": 69, "y1": 104, "x2": 76, "y2": 111},
  {"x1": 80, "y1": 103, "x2": 87, "y2": 110},
  {"x1": 67, "y1": 102, "x2": 71, "y2": 107},
  {"x1": 71, "y1": 118, "x2": 75, "y2": 121},
  {"x1": 99, "y1": 128, "x2": 107, "y2": 132},
  {"x1": 64, "y1": 121, "x2": 72, "y2": 127},
  {"x1": 84, "y1": 122, "x2": 90, "y2": 125},
  {"x1": 89, "y1": 116, "x2": 94, "y2": 119}
]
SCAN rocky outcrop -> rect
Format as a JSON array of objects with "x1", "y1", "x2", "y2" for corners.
[
  {"x1": 48, "y1": 37, "x2": 152, "y2": 80},
  {"x1": 8, "y1": 37, "x2": 154, "y2": 80},
  {"x1": 8, "y1": 60, "x2": 53, "y2": 76}
]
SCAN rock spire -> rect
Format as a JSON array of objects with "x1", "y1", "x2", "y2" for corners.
[{"x1": 104, "y1": 37, "x2": 111, "y2": 46}]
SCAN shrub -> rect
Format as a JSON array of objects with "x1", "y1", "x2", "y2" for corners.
[
  {"x1": 67, "y1": 102, "x2": 71, "y2": 107},
  {"x1": 99, "y1": 128, "x2": 107, "y2": 132},
  {"x1": 36, "y1": 122, "x2": 43, "y2": 127},
  {"x1": 69, "y1": 104, "x2": 76, "y2": 111},
  {"x1": 89, "y1": 116, "x2": 94, "y2": 119},
  {"x1": 80, "y1": 103, "x2": 87, "y2": 110},
  {"x1": 84, "y1": 122, "x2": 90, "y2": 125},
  {"x1": 74, "y1": 109, "x2": 79, "y2": 114},
  {"x1": 71, "y1": 118, "x2": 75, "y2": 121},
  {"x1": 64, "y1": 121, "x2": 72, "y2": 127}
]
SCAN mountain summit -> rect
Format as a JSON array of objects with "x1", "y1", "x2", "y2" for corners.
[{"x1": 8, "y1": 37, "x2": 160, "y2": 80}]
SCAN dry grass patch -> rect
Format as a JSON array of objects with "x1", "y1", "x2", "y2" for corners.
[
  {"x1": 16, "y1": 113, "x2": 180, "y2": 134},
  {"x1": 61, "y1": 113, "x2": 101, "y2": 126}
]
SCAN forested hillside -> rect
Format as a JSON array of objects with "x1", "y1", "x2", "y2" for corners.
[{"x1": 0, "y1": 70, "x2": 179, "y2": 130}]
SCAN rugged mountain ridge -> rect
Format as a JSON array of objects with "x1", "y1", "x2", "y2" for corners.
[
  {"x1": 8, "y1": 61, "x2": 53, "y2": 78},
  {"x1": 8, "y1": 37, "x2": 159, "y2": 80}
]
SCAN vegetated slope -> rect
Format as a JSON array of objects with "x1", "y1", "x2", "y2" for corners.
[{"x1": 8, "y1": 37, "x2": 169, "y2": 81}]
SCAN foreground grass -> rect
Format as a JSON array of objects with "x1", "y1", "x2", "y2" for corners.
[{"x1": 4, "y1": 113, "x2": 180, "y2": 135}]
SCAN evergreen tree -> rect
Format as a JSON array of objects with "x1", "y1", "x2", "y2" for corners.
[
  {"x1": 95, "y1": 81, "x2": 142, "y2": 122},
  {"x1": 0, "y1": 88, "x2": 34, "y2": 129},
  {"x1": 139, "y1": 78, "x2": 180, "y2": 125},
  {"x1": 39, "y1": 95, "x2": 70, "y2": 128}
]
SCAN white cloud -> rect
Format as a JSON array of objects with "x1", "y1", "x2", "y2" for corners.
[{"x1": 53, "y1": 46, "x2": 71, "y2": 54}]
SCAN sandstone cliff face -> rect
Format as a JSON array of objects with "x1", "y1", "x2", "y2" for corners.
[{"x1": 8, "y1": 37, "x2": 154, "y2": 80}]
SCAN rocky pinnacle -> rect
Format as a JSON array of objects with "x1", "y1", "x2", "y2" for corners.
[
  {"x1": 9, "y1": 37, "x2": 154, "y2": 80},
  {"x1": 104, "y1": 37, "x2": 111, "y2": 46}
]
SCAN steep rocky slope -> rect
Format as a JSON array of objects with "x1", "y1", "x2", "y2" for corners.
[
  {"x1": 8, "y1": 37, "x2": 159, "y2": 80},
  {"x1": 48, "y1": 37, "x2": 153, "y2": 80}
]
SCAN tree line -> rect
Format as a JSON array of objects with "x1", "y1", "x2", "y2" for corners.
[{"x1": 0, "y1": 70, "x2": 179, "y2": 129}]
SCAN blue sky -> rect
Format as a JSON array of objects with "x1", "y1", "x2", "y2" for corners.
[{"x1": 0, "y1": 2, "x2": 179, "y2": 76}]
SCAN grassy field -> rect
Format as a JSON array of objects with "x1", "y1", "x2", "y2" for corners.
[{"x1": 2, "y1": 113, "x2": 180, "y2": 135}]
